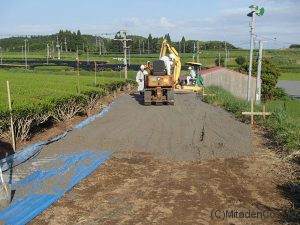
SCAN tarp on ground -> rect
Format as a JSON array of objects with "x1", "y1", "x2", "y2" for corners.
[
  {"x1": 0, "y1": 149, "x2": 111, "y2": 225},
  {"x1": 0, "y1": 105, "x2": 111, "y2": 172}
]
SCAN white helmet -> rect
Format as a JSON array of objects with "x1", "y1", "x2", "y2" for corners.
[
  {"x1": 169, "y1": 53, "x2": 175, "y2": 60},
  {"x1": 188, "y1": 66, "x2": 192, "y2": 70},
  {"x1": 140, "y1": 65, "x2": 145, "y2": 70}
]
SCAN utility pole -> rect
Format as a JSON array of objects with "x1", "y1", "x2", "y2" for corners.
[
  {"x1": 139, "y1": 39, "x2": 141, "y2": 55},
  {"x1": 52, "y1": 41, "x2": 54, "y2": 59},
  {"x1": 56, "y1": 36, "x2": 61, "y2": 60},
  {"x1": 197, "y1": 41, "x2": 199, "y2": 63},
  {"x1": 46, "y1": 44, "x2": 49, "y2": 64},
  {"x1": 147, "y1": 39, "x2": 150, "y2": 54},
  {"x1": 64, "y1": 38, "x2": 67, "y2": 52},
  {"x1": 255, "y1": 40, "x2": 263, "y2": 103},
  {"x1": 114, "y1": 30, "x2": 131, "y2": 79},
  {"x1": 218, "y1": 52, "x2": 221, "y2": 66},
  {"x1": 142, "y1": 41, "x2": 144, "y2": 54},
  {"x1": 24, "y1": 39, "x2": 28, "y2": 69},
  {"x1": 86, "y1": 46, "x2": 89, "y2": 63},
  {"x1": 247, "y1": 5, "x2": 265, "y2": 101},
  {"x1": 76, "y1": 46, "x2": 79, "y2": 60},
  {"x1": 99, "y1": 37, "x2": 102, "y2": 55},
  {"x1": 0, "y1": 47, "x2": 2, "y2": 65},
  {"x1": 128, "y1": 48, "x2": 131, "y2": 65},
  {"x1": 224, "y1": 41, "x2": 227, "y2": 67}
]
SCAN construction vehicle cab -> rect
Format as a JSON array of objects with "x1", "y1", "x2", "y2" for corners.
[
  {"x1": 143, "y1": 60, "x2": 174, "y2": 105},
  {"x1": 179, "y1": 62, "x2": 203, "y2": 92}
]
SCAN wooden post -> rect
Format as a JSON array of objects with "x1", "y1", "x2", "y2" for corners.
[
  {"x1": 262, "y1": 105, "x2": 266, "y2": 120},
  {"x1": 6, "y1": 81, "x2": 16, "y2": 152},
  {"x1": 94, "y1": 61, "x2": 97, "y2": 86},
  {"x1": 250, "y1": 97, "x2": 254, "y2": 125}
]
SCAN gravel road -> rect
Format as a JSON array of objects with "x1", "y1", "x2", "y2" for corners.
[{"x1": 40, "y1": 93, "x2": 253, "y2": 161}]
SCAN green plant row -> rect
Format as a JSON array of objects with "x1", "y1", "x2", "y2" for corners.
[
  {"x1": 202, "y1": 86, "x2": 300, "y2": 156},
  {"x1": 0, "y1": 70, "x2": 136, "y2": 141}
]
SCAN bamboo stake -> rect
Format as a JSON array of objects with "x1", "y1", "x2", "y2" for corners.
[
  {"x1": 6, "y1": 81, "x2": 16, "y2": 152},
  {"x1": 250, "y1": 97, "x2": 254, "y2": 125},
  {"x1": 262, "y1": 104, "x2": 266, "y2": 119}
]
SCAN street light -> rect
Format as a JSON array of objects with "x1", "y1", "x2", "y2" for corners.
[{"x1": 247, "y1": 5, "x2": 264, "y2": 101}]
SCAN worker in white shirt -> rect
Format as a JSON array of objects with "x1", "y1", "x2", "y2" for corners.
[
  {"x1": 187, "y1": 66, "x2": 196, "y2": 85},
  {"x1": 136, "y1": 65, "x2": 145, "y2": 95},
  {"x1": 160, "y1": 54, "x2": 175, "y2": 75}
]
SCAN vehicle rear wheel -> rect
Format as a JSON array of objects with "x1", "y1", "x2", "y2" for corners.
[
  {"x1": 167, "y1": 89, "x2": 174, "y2": 101},
  {"x1": 144, "y1": 90, "x2": 151, "y2": 105}
]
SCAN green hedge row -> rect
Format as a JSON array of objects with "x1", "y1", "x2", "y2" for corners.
[{"x1": 0, "y1": 79, "x2": 137, "y2": 141}]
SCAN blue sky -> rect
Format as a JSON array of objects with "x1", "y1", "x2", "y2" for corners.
[{"x1": 1, "y1": 0, "x2": 299, "y2": 48}]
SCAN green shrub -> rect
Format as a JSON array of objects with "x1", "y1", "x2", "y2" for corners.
[{"x1": 235, "y1": 56, "x2": 246, "y2": 65}]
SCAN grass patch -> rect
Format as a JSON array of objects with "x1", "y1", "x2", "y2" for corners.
[
  {"x1": 203, "y1": 86, "x2": 300, "y2": 156},
  {"x1": 279, "y1": 72, "x2": 300, "y2": 81}
]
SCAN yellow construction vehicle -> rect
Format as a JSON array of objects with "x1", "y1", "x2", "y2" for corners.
[
  {"x1": 143, "y1": 39, "x2": 202, "y2": 105},
  {"x1": 160, "y1": 39, "x2": 202, "y2": 93}
]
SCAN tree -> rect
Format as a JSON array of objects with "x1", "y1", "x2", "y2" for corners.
[
  {"x1": 181, "y1": 36, "x2": 186, "y2": 53},
  {"x1": 238, "y1": 58, "x2": 284, "y2": 99},
  {"x1": 289, "y1": 44, "x2": 300, "y2": 48},
  {"x1": 165, "y1": 33, "x2": 171, "y2": 43},
  {"x1": 235, "y1": 56, "x2": 246, "y2": 65},
  {"x1": 215, "y1": 57, "x2": 224, "y2": 66}
]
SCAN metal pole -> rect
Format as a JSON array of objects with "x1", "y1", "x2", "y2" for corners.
[
  {"x1": 6, "y1": 81, "x2": 16, "y2": 152},
  {"x1": 0, "y1": 47, "x2": 2, "y2": 65},
  {"x1": 224, "y1": 41, "x2": 227, "y2": 67},
  {"x1": 46, "y1": 44, "x2": 49, "y2": 64},
  {"x1": 64, "y1": 37, "x2": 67, "y2": 52},
  {"x1": 247, "y1": 13, "x2": 255, "y2": 101},
  {"x1": 94, "y1": 61, "x2": 97, "y2": 85},
  {"x1": 57, "y1": 36, "x2": 60, "y2": 60},
  {"x1": 86, "y1": 46, "x2": 89, "y2": 63},
  {"x1": 124, "y1": 34, "x2": 128, "y2": 79},
  {"x1": 256, "y1": 40, "x2": 263, "y2": 103},
  {"x1": 24, "y1": 39, "x2": 27, "y2": 69},
  {"x1": 218, "y1": 53, "x2": 220, "y2": 66},
  {"x1": 139, "y1": 39, "x2": 141, "y2": 55},
  {"x1": 197, "y1": 41, "x2": 199, "y2": 63}
]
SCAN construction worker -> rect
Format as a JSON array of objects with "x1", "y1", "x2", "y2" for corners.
[
  {"x1": 136, "y1": 65, "x2": 145, "y2": 95},
  {"x1": 187, "y1": 66, "x2": 196, "y2": 85},
  {"x1": 160, "y1": 53, "x2": 175, "y2": 75}
]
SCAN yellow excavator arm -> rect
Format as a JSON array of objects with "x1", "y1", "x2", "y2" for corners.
[{"x1": 160, "y1": 39, "x2": 181, "y2": 88}]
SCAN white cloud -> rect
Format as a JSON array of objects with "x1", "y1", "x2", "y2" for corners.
[{"x1": 159, "y1": 17, "x2": 176, "y2": 28}]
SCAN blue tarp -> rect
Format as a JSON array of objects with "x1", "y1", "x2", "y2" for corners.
[
  {"x1": 0, "y1": 104, "x2": 113, "y2": 224},
  {"x1": 0, "y1": 105, "x2": 111, "y2": 172},
  {"x1": 0, "y1": 150, "x2": 111, "y2": 225}
]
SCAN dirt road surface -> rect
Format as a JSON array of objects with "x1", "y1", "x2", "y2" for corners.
[{"x1": 26, "y1": 93, "x2": 295, "y2": 224}]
